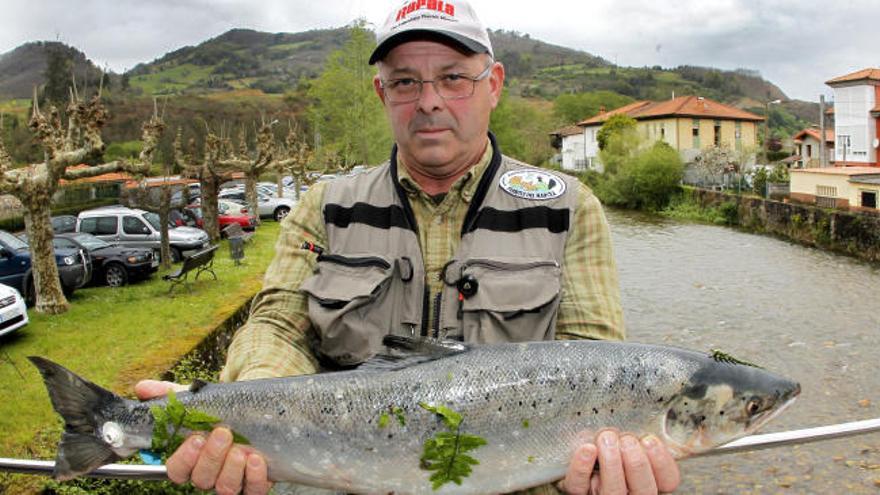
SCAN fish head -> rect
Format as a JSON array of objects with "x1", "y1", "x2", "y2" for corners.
[{"x1": 660, "y1": 359, "x2": 800, "y2": 457}]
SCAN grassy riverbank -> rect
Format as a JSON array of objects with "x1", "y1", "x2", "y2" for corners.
[
  {"x1": 0, "y1": 223, "x2": 280, "y2": 493},
  {"x1": 660, "y1": 189, "x2": 741, "y2": 225}
]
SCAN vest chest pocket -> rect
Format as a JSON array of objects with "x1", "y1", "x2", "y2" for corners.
[
  {"x1": 300, "y1": 255, "x2": 402, "y2": 366},
  {"x1": 456, "y1": 259, "x2": 562, "y2": 344}
]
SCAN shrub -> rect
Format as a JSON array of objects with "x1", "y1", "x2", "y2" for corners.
[{"x1": 600, "y1": 141, "x2": 684, "y2": 210}]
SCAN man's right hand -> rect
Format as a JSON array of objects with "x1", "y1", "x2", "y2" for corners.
[{"x1": 135, "y1": 380, "x2": 273, "y2": 495}]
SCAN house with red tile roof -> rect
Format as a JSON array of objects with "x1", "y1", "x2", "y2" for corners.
[
  {"x1": 791, "y1": 128, "x2": 835, "y2": 168},
  {"x1": 825, "y1": 68, "x2": 880, "y2": 167},
  {"x1": 556, "y1": 95, "x2": 764, "y2": 172}
]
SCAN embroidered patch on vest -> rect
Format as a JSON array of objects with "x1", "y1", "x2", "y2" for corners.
[{"x1": 499, "y1": 170, "x2": 566, "y2": 201}]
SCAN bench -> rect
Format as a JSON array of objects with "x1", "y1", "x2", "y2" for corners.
[
  {"x1": 162, "y1": 244, "x2": 218, "y2": 294},
  {"x1": 222, "y1": 223, "x2": 254, "y2": 243}
]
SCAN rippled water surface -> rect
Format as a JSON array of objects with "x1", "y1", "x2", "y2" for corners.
[{"x1": 608, "y1": 208, "x2": 880, "y2": 494}]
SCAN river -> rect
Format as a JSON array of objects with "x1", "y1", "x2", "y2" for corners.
[{"x1": 608, "y1": 208, "x2": 880, "y2": 493}]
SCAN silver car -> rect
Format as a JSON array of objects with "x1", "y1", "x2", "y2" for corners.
[{"x1": 76, "y1": 206, "x2": 210, "y2": 262}]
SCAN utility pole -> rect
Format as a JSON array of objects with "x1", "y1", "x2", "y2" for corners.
[{"x1": 819, "y1": 95, "x2": 827, "y2": 168}]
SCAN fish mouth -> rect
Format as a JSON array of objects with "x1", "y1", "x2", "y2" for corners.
[{"x1": 747, "y1": 391, "x2": 799, "y2": 435}]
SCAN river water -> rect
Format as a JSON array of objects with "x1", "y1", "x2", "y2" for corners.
[{"x1": 608, "y1": 208, "x2": 880, "y2": 494}]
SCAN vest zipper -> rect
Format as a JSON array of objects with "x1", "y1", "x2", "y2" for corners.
[
  {"x1": 420, "y1": 287, "x2": 430, "y2": 337},
  {"x1": 317, "y1": 254, "x2": 391, "y2": 270},
  {"x1": 463, "y1": 259, "x2": 560, "y2": 271},
  {"x1": 432, "y1": 292, "x2": 442, "y2": 338}
]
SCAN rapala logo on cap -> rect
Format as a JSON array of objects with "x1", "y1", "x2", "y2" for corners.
[
  {"x1": 396, "y1": 0, "x2": 455, "y2": 22},
  {"x1": 500, "y1": 170, "x2": 566, "y2": 201}
]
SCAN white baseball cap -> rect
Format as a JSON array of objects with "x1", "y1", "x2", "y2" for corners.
[{"x1": 369, "y1": 0, "x2": 494, "y2": 65}]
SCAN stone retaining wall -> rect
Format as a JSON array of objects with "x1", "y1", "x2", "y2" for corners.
[
  {"x1": 688, "y1": 188, "x2": 880, "y2": 263},
  {"x1": 161, "y1": 297, "x2": 254, "y2": 381}
]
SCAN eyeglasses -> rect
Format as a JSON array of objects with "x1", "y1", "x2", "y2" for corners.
[{"x1": 380, "y1": 62, "x2": 494, "y2": 103}]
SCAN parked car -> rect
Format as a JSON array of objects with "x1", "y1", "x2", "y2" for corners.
[
  {"x1": 77, "y1": 206, "x2": 210, "y2": 263},
  {"x1": 217, "y1": 190, "x2": 296, "y2": 222},
  {"x1": 0, "y1": 230, "x2": 89, "y2": 305},
  {"x1": 184, "y1": 202, "x2": 256, "y2": 234},
  {"x1": 0, "y1": 283, "x2": 28, "y2": 338},
  {"x1": 51, "y1": 215, "x2": 78, "y2": 234},
  {"x1": 53, "y1": 232, "x2": 158, "y2": 287}
]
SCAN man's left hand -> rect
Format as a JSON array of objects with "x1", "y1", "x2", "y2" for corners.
[{"x1": 560, "y1": 430, "x2": 680, "y2": 494}]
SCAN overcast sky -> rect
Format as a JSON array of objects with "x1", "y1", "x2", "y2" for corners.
[{"x1": 2, "y1": 0, "x2": 875, "y2": 102}]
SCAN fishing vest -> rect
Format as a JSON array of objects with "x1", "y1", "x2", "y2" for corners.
[{"x1": 300, "y1": 134, "x2": 580, "y2": 366}]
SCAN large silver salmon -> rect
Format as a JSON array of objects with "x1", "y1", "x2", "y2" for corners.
[{"x1": 31, "y1": 337, "x2": 799, "y2": 494}]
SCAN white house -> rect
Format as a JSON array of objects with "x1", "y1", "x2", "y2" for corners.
[{"x1": 826, "y1": 68, "x2": 880, "y2": 166}]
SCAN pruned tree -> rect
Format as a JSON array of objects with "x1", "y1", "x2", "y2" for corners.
[
  {"x1": 273, "y1": 122, "x2": 315, "y2": 201},
  {"x1": 176, "y1": 129, "x2": 235, "y2": 242},
  {"x1": 220, "y1": 122, "x2": 274, "y2": 225},
  {"x1": 0, "y1": 89, "x2": 162, "y2": 313}
]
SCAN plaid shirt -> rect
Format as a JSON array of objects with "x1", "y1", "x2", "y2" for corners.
[{"x1": 221, "y1": 142, "x2": 624, "y2": 382}]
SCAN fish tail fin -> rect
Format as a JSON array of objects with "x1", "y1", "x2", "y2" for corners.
[{"x1": 28, "y1": 356, "x2": 125, "y2": 480}]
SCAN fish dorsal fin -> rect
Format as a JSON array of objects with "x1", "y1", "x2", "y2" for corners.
[{"x1": 356, "y1": 336, "x2": 470, "y2": 372}]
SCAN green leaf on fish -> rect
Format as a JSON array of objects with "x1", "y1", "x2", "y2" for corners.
[
  {"x1": 393, "y1": 406, "x2": 406, "y2": 427},
  {"x1": 150, "y1": 389, "x2": 251, "y2": 460},
  {"x1": 378, "y1": 412, "x2": 390, "y2": 429},
  {"x1": 710, "y1": 349, "x2": 763, "y2": 369},
  {"x1": 419, "y1": 403, "x2": 462, "y2": 429},
  {"x1": 419, "y1": 403, "x2": 487, "y2": 490}
]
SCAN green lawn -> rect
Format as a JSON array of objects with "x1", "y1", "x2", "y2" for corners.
[{"x1": 0, "y1": 222, "x2": 281, "y2": 460}]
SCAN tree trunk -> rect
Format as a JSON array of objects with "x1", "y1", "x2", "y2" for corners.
[
  {"x1": 202, "y1": 176, "x2": 221, "y2": 243},
  {"x1": 276, "y1": 173, "x2": 284, "y2": 198},
  {"x1": 159, "y1": 184, "x2": 172, "y2": 269},
  {"x1": 245, "y1": 173, "x2": 260, "y2": 227},
  {"x1": 294, "y1": 175, "x2": 302, "y2": 201},
  {"x1": 23, "y1": 202, "x2": 69, "y2": 314}
]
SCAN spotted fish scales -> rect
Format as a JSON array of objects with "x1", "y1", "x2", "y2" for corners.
[{"x1": 31, "y1": 339, "x2": 799, "y2": 494}]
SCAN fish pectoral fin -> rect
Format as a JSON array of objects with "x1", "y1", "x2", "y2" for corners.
[
  {"x1": 54, "y1": 432, "x2": 120, "y2": 481},
  {"x1": 355, "y1": 336, "x2": 470, "y2": 372}
]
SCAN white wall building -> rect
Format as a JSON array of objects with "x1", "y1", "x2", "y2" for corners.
[{"x1": 826, "y1": 68, "x2": 880, "y2": 167}]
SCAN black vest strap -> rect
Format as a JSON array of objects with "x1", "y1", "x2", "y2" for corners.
[
  {"x1": 461, "y1": 133, "x2": 503, "y2": 237},
  {"x1": 324, "y1": 203, "x2": 412, "y2": 230},
  {"x1": 463, "y1": 206, "x2": 571, "y2": 234}
]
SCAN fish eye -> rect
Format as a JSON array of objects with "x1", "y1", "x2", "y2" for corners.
[{"x1": 745, "y1": 398, "x2": 762, "y2": 416}]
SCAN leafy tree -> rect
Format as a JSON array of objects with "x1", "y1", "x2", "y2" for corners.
[
  {"x1": 553, "y1": 91, "x2": 634, "y2": 125},
  {"x1": 308, "y1": 21, "x2": 391, "y2": 165},
  {"x1": 752, "y1": 166, "x2": 768, "y2": 196},
  {"x1": 42, "y1": 46, "x2": 73, "y2": 105},
  {"x1": 596, "y1": 116, "x2": 640, "y2": 175},
  {"x1": 489, "y1": 90, "x2": 557, "y2": 165},
  {"x1": 600, "y1": 141, "x2": 683, "y2": 210},
  {"x1": 596, "y1": 114, "x2": 637, "y2": 151}
]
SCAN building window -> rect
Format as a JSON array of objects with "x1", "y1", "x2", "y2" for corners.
[
  {"x1": 806, "y1": 144, "x2": 812, "y2": 157},
  {"x1": 863, "y1": 190, "x2": 877, "y2": 209},
  {"x1": 714, "y1": 120, "x2": 722, "y2": 147},
  {"x1": 692, "y1": 119, "x2": 700, "y2": 148},
  {"x1": 660, "y1": 124, "x2": 666, "y2": 140},
  {"x1": 816, "y1": 185, "x2": 837, "y2": 197}
]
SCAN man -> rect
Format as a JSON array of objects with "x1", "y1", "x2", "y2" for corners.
[{"x1": 136, "y1": 1, "x2": 681, "y2": 494}]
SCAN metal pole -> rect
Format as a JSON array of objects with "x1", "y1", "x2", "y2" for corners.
[
  {"x1": 819, "y1": 95, "x2": 827, "y2": 168},
  {"x1": 2, "y1": 418, "x2": 879, "y2": 481}
]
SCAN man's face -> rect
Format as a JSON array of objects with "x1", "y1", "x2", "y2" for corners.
[{"x1": 374, "y1": 41, "x2": 504, "y2": 174}]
